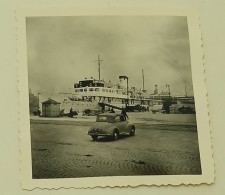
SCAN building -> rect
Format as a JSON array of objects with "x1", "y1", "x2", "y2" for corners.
[{"x1": 42, "y1": 98, "x2": 61, "y2": 117}]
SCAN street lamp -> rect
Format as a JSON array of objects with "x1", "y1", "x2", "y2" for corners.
[
  {"x1": 38, "y1": 92, "x2": 41, "y2": 108},
  {"x1": 119, "y1": 75, "x2": 129, "y2": 107}
]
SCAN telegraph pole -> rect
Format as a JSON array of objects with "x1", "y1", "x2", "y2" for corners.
[
  {"x1": 185, "y1": 82, "x2": 187, "y2": 97},
  {"x1": 38, "y1": 92, "x2": 41, "y2": 108}
]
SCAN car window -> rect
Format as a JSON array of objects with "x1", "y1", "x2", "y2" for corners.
[
  {"x1": 96, "y1": 116, "x2": 114, "y2": 123},
  {"x1": 96, "y1": 116, "x2": 107, "y2": 122}
]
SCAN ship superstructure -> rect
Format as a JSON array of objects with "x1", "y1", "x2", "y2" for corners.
[
  {"x1": 59, "y1": 77, "x2": 152, "y2": 112},
  {"x1": 73, "y1": 78, "x2": 128, "y2": 101},
  {"x1": 57, "y1": 55, "x2": 153, "y2": 112},
  {"x1": 49, "y1": 55, "x2": 195, "y2": 114}
]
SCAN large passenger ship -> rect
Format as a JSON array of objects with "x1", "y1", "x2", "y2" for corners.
[
  {"x1": 34, "y1": 56, "x2": 195, "y2": 115},
  {"x1": 59, "y1": 56, "x2": 152, "y2": 113}
]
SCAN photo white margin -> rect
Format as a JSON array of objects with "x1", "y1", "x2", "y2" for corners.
[{"x1": 17, "y1": 6, "x2": 214, "y2": 189}]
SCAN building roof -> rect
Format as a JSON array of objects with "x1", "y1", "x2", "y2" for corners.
[{"x1": 42, "y1": 98, "x2": 61, "y2": 105}]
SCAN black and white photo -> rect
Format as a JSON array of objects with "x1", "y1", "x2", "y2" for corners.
[{"x1": 17, "y1": 7, "x2": 214, "y2": 189}]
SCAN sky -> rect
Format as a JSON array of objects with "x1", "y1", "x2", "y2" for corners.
[{"x1": 26, "y1": 16, "x2": 194, "y2": 96}]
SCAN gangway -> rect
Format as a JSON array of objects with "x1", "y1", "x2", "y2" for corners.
[
  {"x1": 98, "y1": 102, "x2": 149, "y2": 112},
  {"x1": 98, "y1": 102, "x2": 124, "y2": 111}
]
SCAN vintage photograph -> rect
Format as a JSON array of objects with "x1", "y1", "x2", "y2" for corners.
[{"x1": 26, "y1": 15, "x2": 202, "y2": 179}]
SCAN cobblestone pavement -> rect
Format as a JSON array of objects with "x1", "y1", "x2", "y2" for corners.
[{"x1": 31, "y1": 115, "x2": 201, "y2": 178}]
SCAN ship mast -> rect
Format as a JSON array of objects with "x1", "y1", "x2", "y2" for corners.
[
  {"x1": 96, "y1": 55, "x2": 104, "y2": 80},
  {"x1": 185, "y1": 82, "x2": 187, "y2": 97},
  {"x1": 142, "y1": 69, "x2": 145, "y2": 91}
]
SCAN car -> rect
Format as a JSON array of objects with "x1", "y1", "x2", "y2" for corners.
[
  {"x1": 88, "y1": 113, "x2": 135, "y2": 141},
  {"x1": 83, "y1": 109, "x2": 102, "y2": 116}
]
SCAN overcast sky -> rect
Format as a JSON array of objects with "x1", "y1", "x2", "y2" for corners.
[{"x1": 26, "y1": 16, "x2": 194, "y2": 96}]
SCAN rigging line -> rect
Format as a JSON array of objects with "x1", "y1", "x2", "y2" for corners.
[
  {"x1": 35, "y1": 90, "x2": 76, "y2": 96},
  {"x1": 156, "y1": 84, "x2": 186, "y2": 96},
  {"x1": 157, "y1": 84, "x2": 168, "y2": 92},
  {"x1": 35, "y1": 90, "x2": 59, "y2": 93},
  {"x1": 170, "y1": 87, "x2": 189, "y2": 96},
  {"x1": 172, "y1": 84, "x2": 193, "y2": 96},
  {"x1": 170, "y1": 89, "x2": 185, "y2": 96},
  {"x1": 184, "y1": 85, "x2": 193, "y2": 93}
]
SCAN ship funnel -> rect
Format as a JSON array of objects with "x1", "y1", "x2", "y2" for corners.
[{"x1": 154, "y1": 85, "x2": 158, "y2": 95}]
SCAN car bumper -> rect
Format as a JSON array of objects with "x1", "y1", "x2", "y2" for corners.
[{"x1": 88, "y1": 133, "x2": 111, "y2": 136}]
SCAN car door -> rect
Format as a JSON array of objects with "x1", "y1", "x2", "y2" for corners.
[
  {"x1": 119, "y1": 115, "x2": 128, "y2": 133},
  {"x1": 113, "y1": 115, "x2": 124, "y2": 133}
]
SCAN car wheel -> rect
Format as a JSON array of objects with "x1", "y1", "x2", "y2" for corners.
[
  {"x1": 129, "y1": 126, "x2": 135, "y2": 136},
  {"x1": 112, "y1": 130, "x2": 119, "y2": 141},
  {"x1": 91, "y1": 135, "x2": 98, "y2": 141}
]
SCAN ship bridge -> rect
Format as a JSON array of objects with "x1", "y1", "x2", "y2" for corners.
[{"x1": 74, "y1": 78, "x2": 104, "y2": 88}]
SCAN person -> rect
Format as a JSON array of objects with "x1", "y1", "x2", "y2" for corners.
[
  {"x1": 121, "y1": 108, "x2": 129, "y2": 119},
  {"x1": 70, "y1": 107, "x2": 73, "y2": 118},
  {"x1": 101, "y1": 104, "x2": 105, "y2": 112},
  {"x1": 110, "y1": 108, "x2": 115, "y2": 113},
  {"x1": 37, "y1": 107, "x2": 41, "y2": 117}
]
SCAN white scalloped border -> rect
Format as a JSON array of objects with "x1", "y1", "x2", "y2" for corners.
[{"x1": 16, "y1": 6, "x2": 214, "y2": 190}]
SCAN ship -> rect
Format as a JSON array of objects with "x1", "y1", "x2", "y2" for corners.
[
  {"x1": 35, "y1": 55, "x2": 195, "y2": 115},
  {"x1": 58, "y1": 55, "x2": 152, "y2": 113}
]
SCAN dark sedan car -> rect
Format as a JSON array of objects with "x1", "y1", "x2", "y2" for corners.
[{"x1": 88, "y1": 113, "x2": 135, "y2": 141}]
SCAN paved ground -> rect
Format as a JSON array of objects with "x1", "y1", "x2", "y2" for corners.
[{"x1": 31, "y1": 113, "x2": 202, "y2": 178}]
